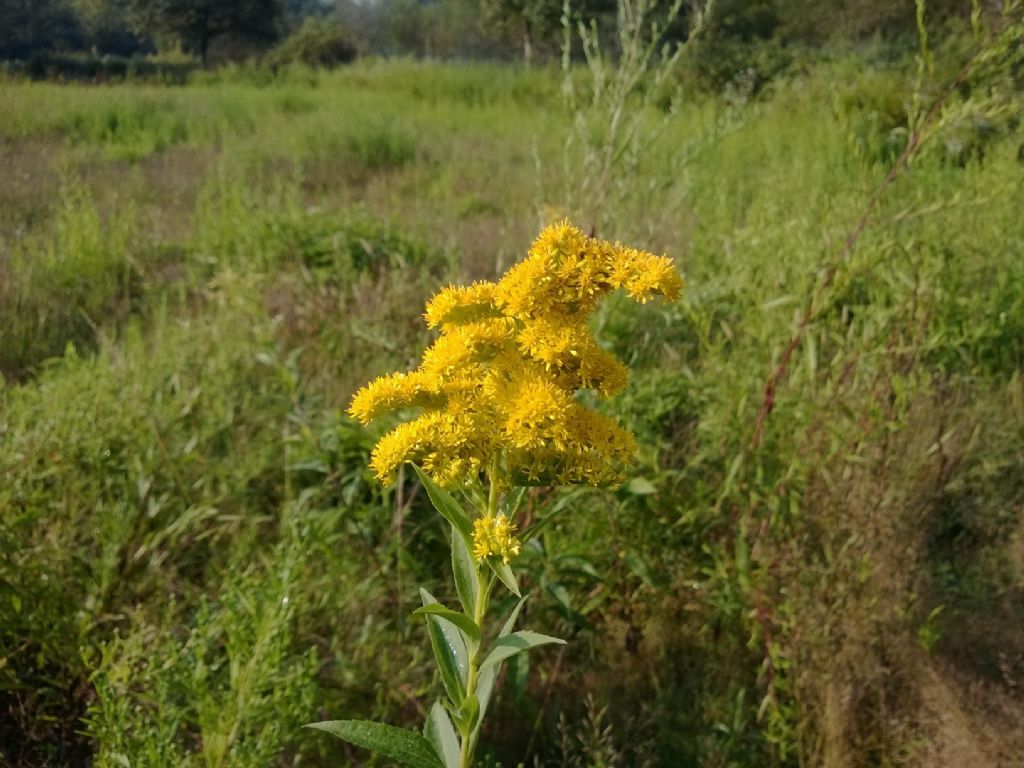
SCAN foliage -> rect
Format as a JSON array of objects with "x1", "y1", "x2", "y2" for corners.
[
  {"x1": 124, "y1": 0, "x2": 285, "y2": 61},
  {"x1": 266, "y1": 19, "x2": 357, "y2": 70},
  {"x1": 480, "y1": 0, "x2": 567, "y2": 62},
  {"x1": 0, "y1": 0, "x2": 1001, "y2": 68},
  {"x1": 0, "y1": 0, "x2": 82, "y2": 60},
  {"x1": 71, "y1": 0, "x2": 149, "y2": 56},
  {"x1": 2, "y1": 51, "x2": 197, "y2": 82}
]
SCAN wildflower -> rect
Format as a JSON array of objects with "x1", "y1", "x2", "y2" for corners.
[
  {"x1": 424, "y1": 281, "x2": 501, "y2": 328},
  {"x1": 348, "y1": 220, "x2": 682, "y2": 488},
  {"x1": 472, "y1": 514, "x2": 522, "y2": 564},
  {"x1": 349, "y1": 371, "x2": 443, "y2": 425},
  {"x1": 421, "y1": 317, "x2": 515, "y2": 378}
]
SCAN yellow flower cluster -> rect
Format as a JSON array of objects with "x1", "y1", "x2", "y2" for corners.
[
  {"x1": 472, "y1": 514, "x2": 522, "y2": 564},
  {"x1": 348, "y1": 220, "x2": 682, "y2": 488}
]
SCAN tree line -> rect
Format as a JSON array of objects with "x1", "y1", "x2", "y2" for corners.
[{"x1": 0, "y1": 0, "x2": 981, "y2": 66}]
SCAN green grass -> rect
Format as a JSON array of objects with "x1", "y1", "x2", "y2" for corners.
[{"x1": 1, "y1": 51, "x2": 1023, "y2": 766}]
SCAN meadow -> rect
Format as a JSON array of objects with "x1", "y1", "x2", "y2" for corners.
[{"x1": 1, "y1": 38, "x2": 1023, "y2": 767}]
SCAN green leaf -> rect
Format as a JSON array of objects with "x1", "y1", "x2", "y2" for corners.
[
  {"x1": 420, "y1": 588, "x2": 467, "y2": 705},
  {"x1": 520, "y1": 487, "x2": 590, "y2": 543},
  {"x1": 508, "y1": 650, "x2": 531, "y2": 699},
  {"x1": 450, "y1": 523, "x2": 478, "y2": 617},
  {"x1": 476, "y1": 664, "x2": 497, "y2": 720},
  {"x1": 475, "y1": 597, "x2": 528, "y2": 722},
  {"x1": 521, "y1": 507, "x2": 567, "y2": 543},
  {"x1": 546, "y1": 580, "x2": 571, "y2": 608},
  {"x1": 625, "y1": 551, "x2": 664, "y2": 589},
  {"x1": 735, "y1": 533, "x2": 750, "y2": 592},
  {"x1": 480, "y1": 630, "x2": 565, "y2": 672},
  {"x1": 761, "y1": 294, "x2": 797, "y2": 310},
  {"x1": 554, "y1": 554, "x2": 603, "y2": 580},
  {"x1": 306, "y1": 721, "x2": 442, "y2": 768},
  {"x1": 486, "y1": 558, "x2": 520, "y2": 597},
  {"x1": 413, "y1": 465, "x2": 472, "y2": 543},
  {"x1": 425, "y1": 702, "x2": 460, "y2": 768},
  {"x1": 500, "y1": 595, "x2": 529, "y2": 637},
  {"x1": 414, "y1": 604, "x2": 481, "y2": 643},
  {"x1": 544, "y1": 581, "x2": 591, "y2": 628},
  {"x1": 457, "y1": 692, "x2": 480, "y2": 734},
  {"x1": 625, "y1": 476, "x2": 657, "y2": 495},
  {"x1": 501, "y1": 486, "x2": 528, "y2": 517}
]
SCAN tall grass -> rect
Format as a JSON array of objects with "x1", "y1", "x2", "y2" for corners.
[{"x1": 0, "y1": 182, "x2": 142, "y2": 378}]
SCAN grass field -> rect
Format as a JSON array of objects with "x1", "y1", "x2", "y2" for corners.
[{"x1": 1, "y1": 48, "x2": 1023, "y2": 767}]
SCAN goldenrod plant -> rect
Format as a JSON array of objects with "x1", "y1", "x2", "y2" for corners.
[{"x1": 307, "y1": 221, "x2": 681, "y2": 767}]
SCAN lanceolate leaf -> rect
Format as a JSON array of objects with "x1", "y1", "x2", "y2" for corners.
[
  {"x1": 625, "y1": 551, "x2": 664, "y2": 589},
  {"x1": 420, "y1": 588, "x2": 468, "y2": 705},
  {"x1": 477, "y1": 664, "x2": 497, "y2": 720},
  {"x1": 413, "y1": 465, "x2": 472, "y2": 543},
  {"x1": 480, "y1": 630, "x2": 565, "y2": 672},
  {"x1": 425, "y1": 702, "x2": 460, "y2": 768},
  {"x1": 500, "y1": 486, "x2": 528, "y2": 518},
  {"x1": 625, "y1": 476, "x2": 657, "y2": 495},
  {"x1": 414, "y1": 604, "x2": 481, "y2": 643},
  {"x1": 477, "y1": 604, "x2": 532, "y2": 721},
  {"x1": 486, "y1": 558, "x2": 520, "y2": 597},
  {"x1": 500, "y1": 595, "x2": 529, "y2": 637},
  {"x1": 450, "y1": 523, "x2": 478, "y2": 616},
  {"x1": 306, "y1": 721, "x2": 442, "y2": 768}
]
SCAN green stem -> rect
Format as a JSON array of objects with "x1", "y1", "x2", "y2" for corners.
[
  {"x1": 486, "y1": 454, "x2": 500, "y2": 519},
  {"x1": 459, "y1": 566, "x2": 489, "y2": 768},
  {"x1": 458, "y1": 460, "x2": 501, "y2": 768}
]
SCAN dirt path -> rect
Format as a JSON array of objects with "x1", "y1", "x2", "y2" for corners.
[{"x1": 912, "y1": 655, "x2": 1024, "y2": 768}]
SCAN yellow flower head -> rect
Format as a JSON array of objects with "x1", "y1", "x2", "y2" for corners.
[
  {"x1": 472, "y1": 514, "x2": 522, "y2": 564},
  {"x1": 424, "y1": 282, "x2": 501, "y2": 328},
  {"x1": 349, "y1": 220, "x2": 682, "y2": 488},
  {"x1": 349, "y1": 371, "x2": 443, "y2": 425}
]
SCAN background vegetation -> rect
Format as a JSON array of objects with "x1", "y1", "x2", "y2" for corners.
[
  {"x1": 0, "y1": 0, "x2": 1001, "y2": 72},
  {"x1": 2, "y1": 2, "x2": 1024, "y2": 766}
]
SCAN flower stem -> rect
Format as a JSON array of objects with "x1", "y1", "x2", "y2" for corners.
[
  {"x1": 459, "y1": 461, "x2": 501, "y2": 768},
  {"x1": 459, "y1": 565, "x2": 489, "y2": 768}
]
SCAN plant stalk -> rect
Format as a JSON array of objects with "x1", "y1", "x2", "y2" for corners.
[
  {"x1": 458, "y1": 565, "x2": 489, "y2": 768},
  {"x1": 458, "y1": 462, "x2": 501, "y2": 768}
]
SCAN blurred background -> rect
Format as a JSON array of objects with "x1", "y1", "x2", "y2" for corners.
[
  {"x1": 0, "y1": 0, "x2": 1006, "y2": 72},
  {"x1": 1, "y1": 1, "x2": 1023, "y2": 766}
]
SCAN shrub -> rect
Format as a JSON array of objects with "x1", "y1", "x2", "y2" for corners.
[
  {"x1": 266, "y1": 20, "x2": 358, "y2": 70},
  {"x1": 8, "y1": 52, "x2": 197, "y2": 83}
]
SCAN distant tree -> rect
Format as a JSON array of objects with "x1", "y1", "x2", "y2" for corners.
[
  {"x1": 764, "y1": 0, "x2": 973, "y2": 43},
  {"x1": 265, "y1": 17, "x2": 356, "y2": 67},
  {"x1": 72, "y1": 0, "x2": 149, "y2": 55},
  {"x1": 124, "y1": 0, "x2": 285, "y2": 63},
  {"x1": 0, "y1": 0, "x2": 81, "y2": 59},
  {"x1": 285, "y1": 0, "x2": 332, "y2": 22},
  {"x1": 481, "y1": 0, "x2": 628, "y2": 64},
  {"x1": 480, "y1": 0, "x2": 564, "y2": 63},
  {"x1": 328, "y1": 0, "x2": 559, "y2": 60},
  {"x1": 705, "y1": 0, "x2": 779, "y2": 42},
  {"x1": 381, "y1": 0, "x2": 429, "y2": 56},
  {"x1": 421, "y1": 0, "x2": 497, "y2": 59}
]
